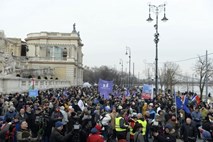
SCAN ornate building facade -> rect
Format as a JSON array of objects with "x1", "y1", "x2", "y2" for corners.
[
  {"x1": 0, "y1": 24, "x2": 84, "y2": 88},
  {"x1": 25, "y1": 25, "x2": 84, "y2": 85}
]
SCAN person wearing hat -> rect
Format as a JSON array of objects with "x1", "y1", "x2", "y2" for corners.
[
  {"x1": 100, "y1": 106, "x2": 112, "y2": 140},
  {"x1": 198, "y1": 127, "x2": 212, "y2": 141},
  {"x1": 148, "y1": 103, "x2": 156, "y2": 120},
  {"x1": 49, "y1": 121, "x2": 73, "y2": 142},
  {"x1": 87, "y1": 124, "x2": 104, "y2": 142}
]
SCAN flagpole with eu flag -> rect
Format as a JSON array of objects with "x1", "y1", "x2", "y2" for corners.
[
  {"x1": 175, "y1": 92, "x2": 191, "y2": 115},
  {"x1": 174, "y1": 90, "x2": 178, "y2": 118}
]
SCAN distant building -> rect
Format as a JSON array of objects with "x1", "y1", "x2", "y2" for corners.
[
  {"x1": 25, "y1": 25, "x2": 84, "y2": 85},
  {"x1": 0, "y1": 31, "x2": 22, "y2": 56},
  {"x1": 0, "y1": 24, "x2": 84, "y2": 87}
]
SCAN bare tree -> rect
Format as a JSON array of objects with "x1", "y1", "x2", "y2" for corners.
[
  {"x1": 159, "y1": 68, "x2": 166, "y2": 90},
  {"x1": 159, "y1": 62, "x2": 181, "y2": 91},
  {"x1": 83, "y1": 65, "x2": 129, "y2": 85},
  {"x1": 195, "y1": 56, "x2": 213, "y2": 100}
]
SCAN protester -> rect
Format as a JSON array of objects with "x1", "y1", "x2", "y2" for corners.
[
  {"x1": 137, "y1": 113, "x2": 147, "y2": 141},
  {"x1": 16, "y1": 120, "x2": 38, "y2": 142},
  {"x1": 0, "y1": 118, "x2": 12, "y2": 142},
  {"x1": 133, "y1": 123, "x2": 144, "y2": 142},
  {"x1": 87, "y1": 124, "x2": 104, "y2": 142},
  {"x1": 0, "y1": 86, "x2": 211, "y2": 142},
  {"x1": 127, "y1": 113, "x2": 137, "y2": 142},
  {"x1": 49, "y1": 121, "x2": 73, "y2": 142},
  {"x1": 180, "y1": 117, "x2": 197, "y2": 142},
  {"x1": 115, "y1": 109, "x2": 129, "y2": 141},
  {"x1": 166, "y1": 114, "x2": 180, "y2": 138},
  {"x1": 191, "y1": 107, "x2": 202, "y2": 139},
  {"x1": 202, "y1": 112, "x2": 213, "y2": 141},
  {"x1": 100, "y1": 106, "x2": 112, "y2": 140}
]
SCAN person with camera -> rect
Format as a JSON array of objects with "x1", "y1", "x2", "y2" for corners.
[
  {"x1": 152, "y1": 124, "x2": 176, "y2": 142},
  {"x1": 49, "y1": 121, "x2": 73, "y2": 142}
]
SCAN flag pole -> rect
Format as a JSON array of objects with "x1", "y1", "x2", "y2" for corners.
[{"x1": 174, "y1": 89, "x2": 178, "y2": 118}]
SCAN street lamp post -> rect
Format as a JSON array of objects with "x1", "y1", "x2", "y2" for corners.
[
  {"x1": 126, "y1": 47, "x2": 131, "y2": 88},
  {"x1": 119, "y1": 59, "x2": 124, "y2": 87},
  {"x1": 147, "y1": 3, "x2": 168, "y2": 97}
]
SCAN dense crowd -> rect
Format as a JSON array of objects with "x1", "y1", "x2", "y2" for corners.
[{"x1": 0, "y1": 86, "x2": 212, "y2": 142}]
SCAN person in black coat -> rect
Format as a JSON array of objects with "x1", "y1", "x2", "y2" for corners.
[
  {"x1": 180, "y1": 117, "x2": 197, "y2": 142},
  {"x1": 153, "y1": 124, "x2": 176, "y2": 142},
  {"x1": 202, "y1": 113, "x2": 213, "y2": 140},
  {"x1": 25, "y1": 106, "x2": 37, "y2": 138},
  {"x1": 49, "y1": 121, "x2": 73, "y2": 142}
]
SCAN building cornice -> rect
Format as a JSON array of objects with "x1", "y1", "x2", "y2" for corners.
[
  {"x1": 28, "y1": 60, "x2": 78, "y2": 65},
  {"x1": 25, "y1": 36, "x2": 80, "y2": 41},
  {"x1": 26, "y1": 43, "x2": 76, "y2": 46}
]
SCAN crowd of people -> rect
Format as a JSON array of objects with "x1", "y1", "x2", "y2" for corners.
[{"x1": 0, "y1": 86, "x2": 212, "y2": 142}]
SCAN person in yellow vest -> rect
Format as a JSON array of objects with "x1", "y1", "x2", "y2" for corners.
[
  {"x1": 115, "y1": 110, "x2": 129, "y2": 141},
  {"x1": 137, "y1": 113, "x2": 147, "y2": 142}
]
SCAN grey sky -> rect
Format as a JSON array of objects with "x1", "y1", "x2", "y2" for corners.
[{"x1": 1, "y1": 0, "x2": 213, "y2": 79}]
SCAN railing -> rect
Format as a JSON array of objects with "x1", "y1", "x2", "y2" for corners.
[
  {"x1": 0, "y1": 77, "x2": 71, "y2": 94},
  {"x1": 28, "y1": 56, "x2": 68, "y2": 61},
  {"x1": 27, "y1": 32, "x2": 72, "y2": 38}
]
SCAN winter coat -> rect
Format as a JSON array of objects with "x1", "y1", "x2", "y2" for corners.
[
  {"x1": 153, "y1": 132, "x2": 176, "y2": 142},
  {"x1": 4, "y1": 111, "x2": 16, "y2": 121},
  {"x1": 25, "y1": 112, "x2": 37, "y2": 137},
  {"x1": 49, "y1": 128, "x2": 73, "y2": 142},
  {"x1": 16, "y1": 129, "x2": 37, "y2": 142},
  {"x1": 87, "y1": 128, "x2": 104, "y2": 142},
  {"x1": 180, "y1": 123, "x2": 197, "y2": 142},
  {"x1": 0, "y1": 122, "x2": 11, "y2": 142},
  {"x1": 134, "y1": 131, "x2": 144, "y2": 142}
]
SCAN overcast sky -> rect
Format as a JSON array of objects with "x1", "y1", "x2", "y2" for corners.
[{"x1": 1, "y1": 0, "x2": 213, "y2": 79}]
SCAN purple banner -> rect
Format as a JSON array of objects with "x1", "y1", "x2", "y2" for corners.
[{"x1": 98, "y1": 79, "x2": 113, "y2": 100}]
